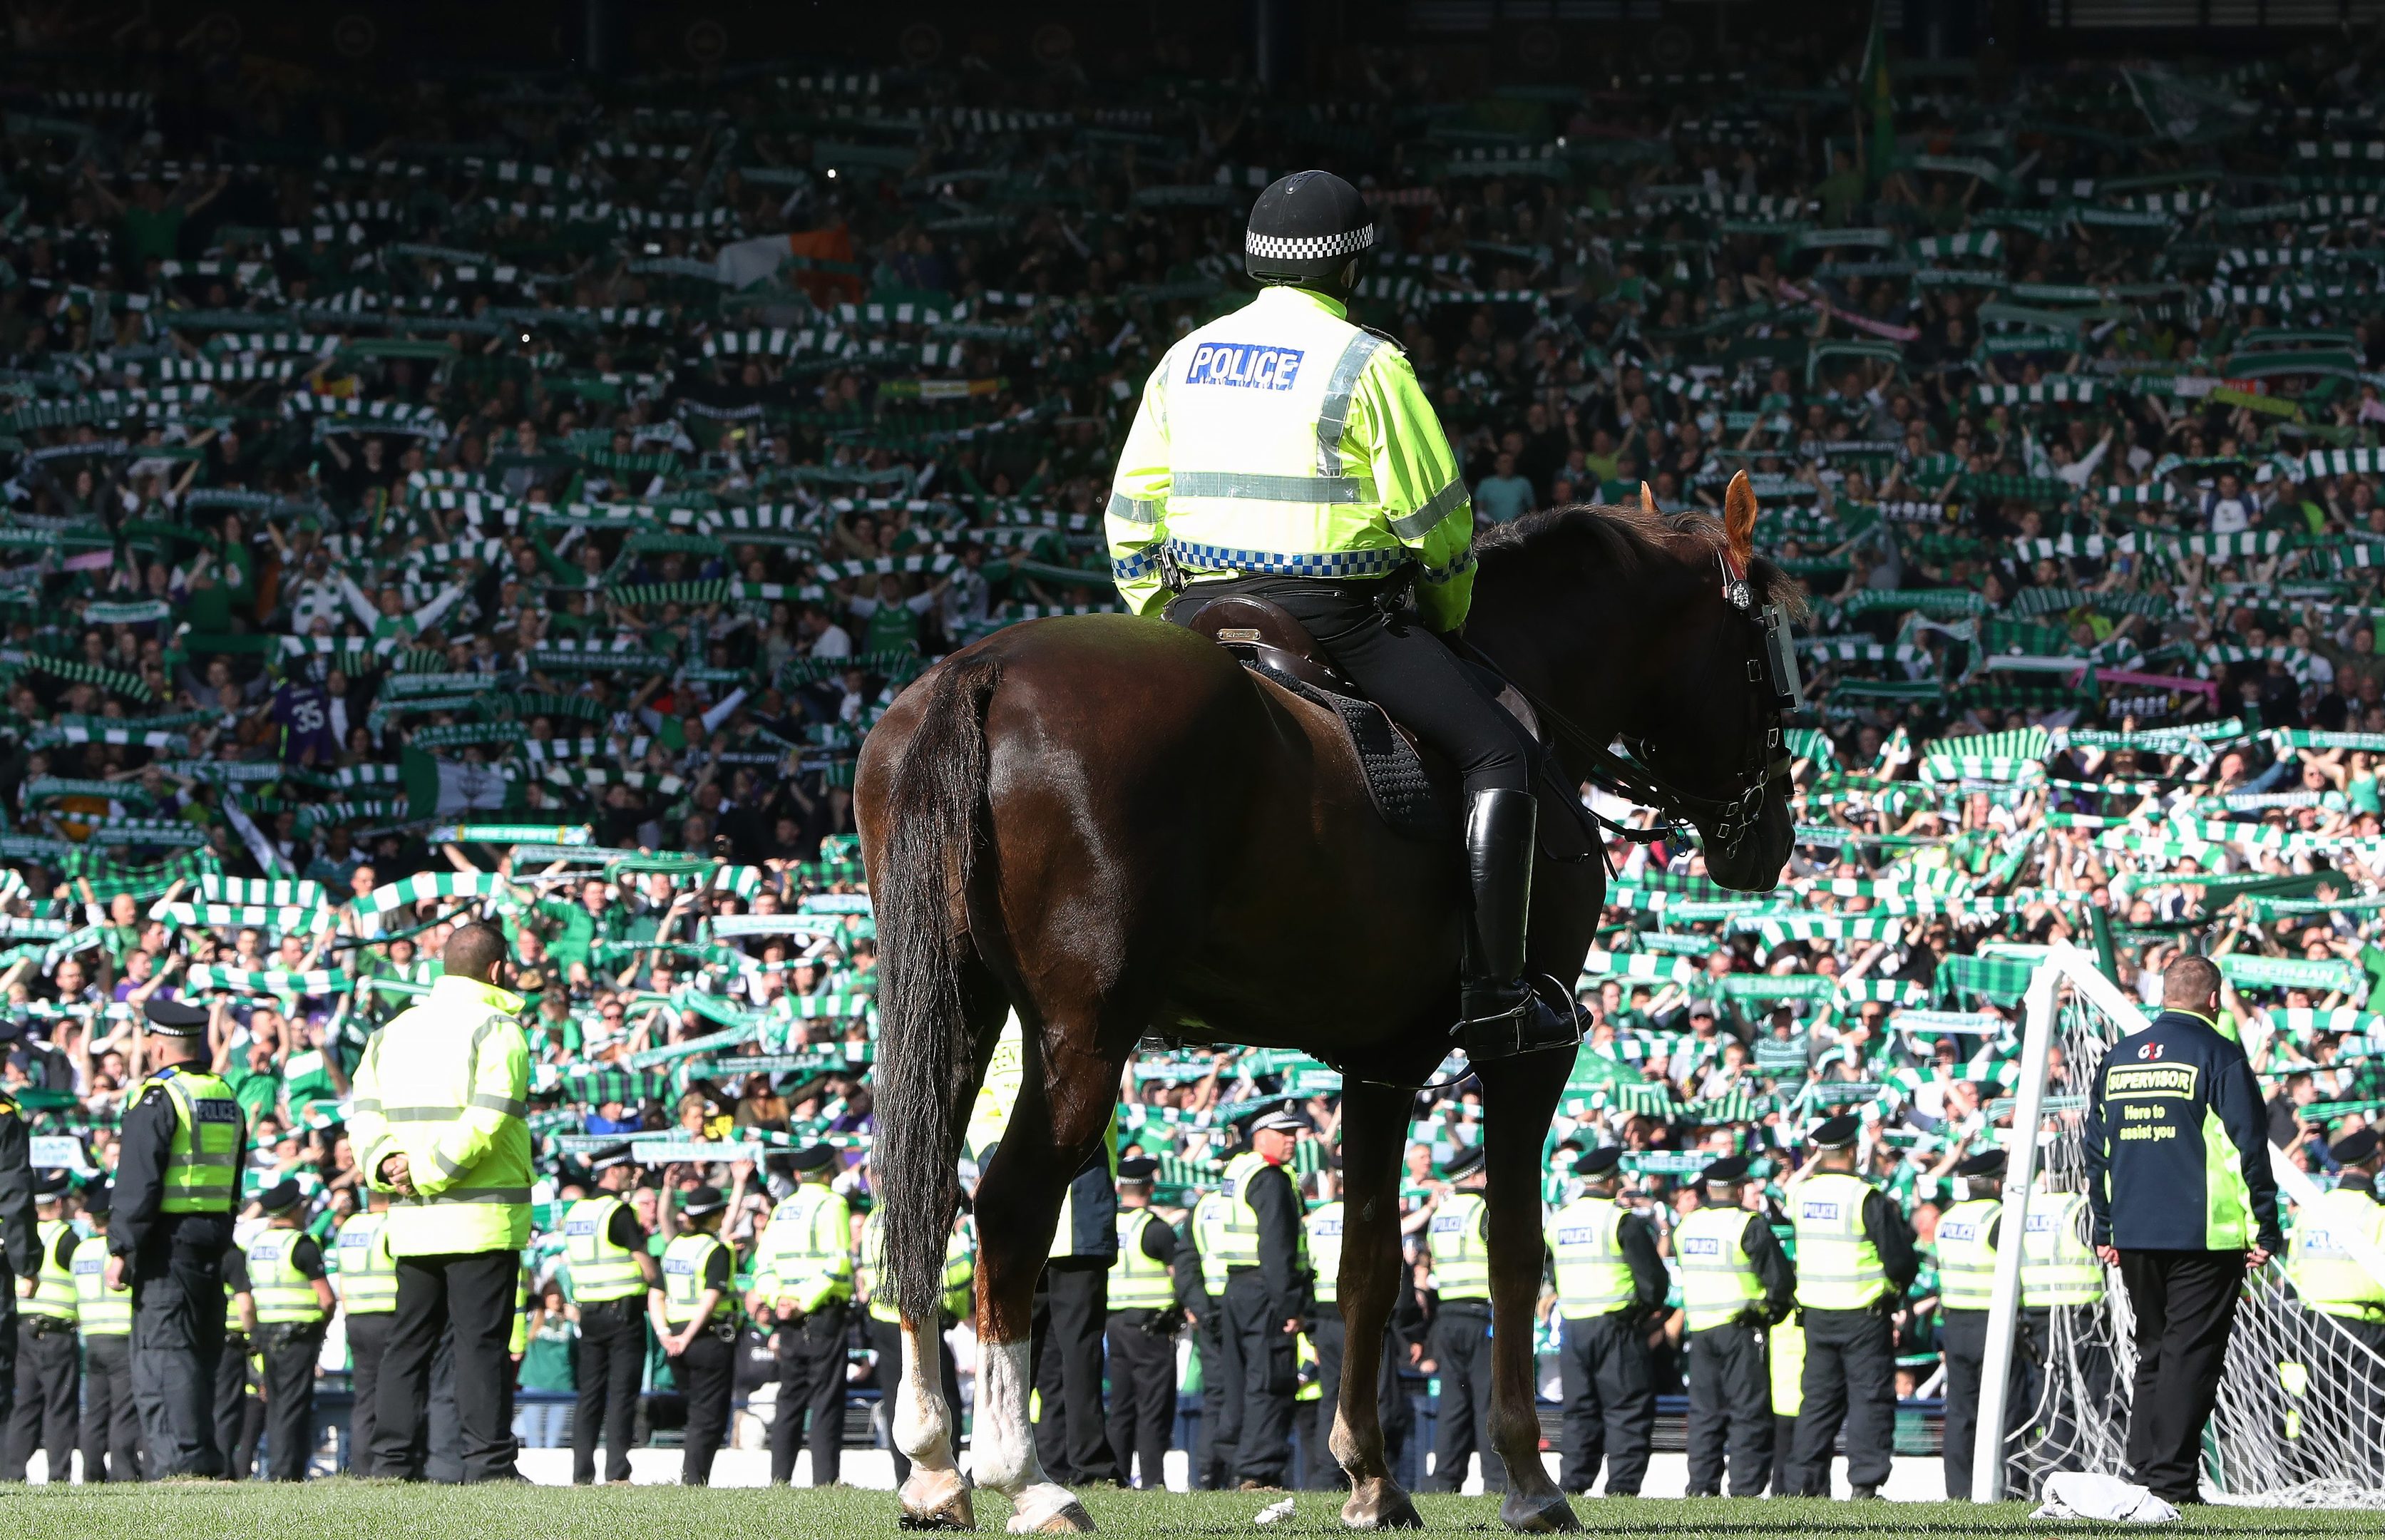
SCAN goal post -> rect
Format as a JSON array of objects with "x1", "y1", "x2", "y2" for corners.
[{"x1": 1972, "y1": 943, "x2": 2385, "y2": 1505}]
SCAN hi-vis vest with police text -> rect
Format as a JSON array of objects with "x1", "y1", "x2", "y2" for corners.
[
  {"x1": 1674, "y1": 1203, "x2": 1764, "y2": 1331},
  {"x1": 1544, "y1": 1196, "x2": 1632, "y2": 1318},
  {"x1": 1110, "y1": 1208, "x2": 1176, "y2": 1311},
  {"x1": 1306, "y1": 1201, "x2": 1345, "y2": 1305},
  {"x1": 1105, "y1": 284, "x2": 1477, "y2": 628},
  {"x1": 72, "y1": 1241, "x2": 130, "y2": 1335},
  {"x1": 1790, "y1": 1172, "x2": 1888, "y2": 1310},
  {"x1": 1431, "y1": 1191, "x2": 1492, "y2": 1301},
  {"x1": 1936, "y1": 1198, "x2": 2001, "y2": 1313},
  {"x1": 2020, "y1": 1191, "x2": 2104, "y2": 1308}
]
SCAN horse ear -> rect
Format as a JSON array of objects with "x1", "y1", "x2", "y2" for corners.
[
  {"x1": 1724, "y1": 470, "x2": 1758, "y2": 572},
  {"x1": 1638, "y1": 481, "x2": 1656, "y2": 515}
]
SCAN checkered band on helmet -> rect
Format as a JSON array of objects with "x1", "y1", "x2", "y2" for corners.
[{"x1": 1245, "y1": 223, "x2": 1375, "y2": 262}]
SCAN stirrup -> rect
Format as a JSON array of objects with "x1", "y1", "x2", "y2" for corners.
[{"x1": 1456, "y1": 974, "x2": 1583, "y2": 1061}]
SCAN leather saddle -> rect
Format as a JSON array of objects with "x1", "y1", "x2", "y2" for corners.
[{"x1": 1176, "y1": 592, "x2": 1589, "y2": 858}]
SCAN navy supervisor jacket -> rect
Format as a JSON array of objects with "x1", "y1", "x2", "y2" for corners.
[{"x1": 2082, "y1": 1007, "x2": 2282, "y2": 1254}]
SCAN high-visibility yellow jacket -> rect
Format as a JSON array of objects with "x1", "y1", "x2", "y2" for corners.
[
  {"x1": 1106, "y1": 284, "x2": 1477, "y2": 629},
  {"x1": 334, "y1": 1210, "x2": 397, "y2": 1315},
  {"x1": 2289, "y1": 1186, "x2": 2385, "y2": 1322},
  {"x1": 348, "y1": 973, "x2": 533, "y2": 1256},
  {"x1": 760, "y1": 1183, "x2": 853, "y2": 1315}
]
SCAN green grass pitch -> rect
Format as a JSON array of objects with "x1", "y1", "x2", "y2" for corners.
[{"x1": 0, "y1": 1484, "x2": 2369, "y2": 1539}]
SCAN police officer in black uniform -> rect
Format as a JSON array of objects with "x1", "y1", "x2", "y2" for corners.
[
  {"x1": 1785, "y1": 1114, "x2": 1918, "y2": 1500},
  {"x1": 1937, "y1": 1149, "x2": 2024, "y2": 1503},
  {"x1": 1678, "y1": 1155, "x2": 1795, "y2": 1498},
  {"x1": 1, "y1": 1170, "x2": 78, "y2": 1482},
  {"x1": 1224, "y1": 1108, "x2": 1309, "y2": 1490},
  {"x1": 0, "y1": 1046, "x2": 36, "y2": 1466},
  {"x1": 1104, "y1": 1156, "x2": 1182, "y2": 1488},
  {"x1": 1549, "y1": 1147, "x2": 1670, "y2": 1497},
  {"x1": 76, "y1": 1182, "x2": 143, "y2": 1482},
  {"x1": 109, "y1": 997, "x2": 247, "y2": 1479}
]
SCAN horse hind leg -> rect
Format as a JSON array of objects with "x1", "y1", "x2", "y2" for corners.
[{"x1": 897, "y1": 1318, "x2": 973, "y2": 1529}]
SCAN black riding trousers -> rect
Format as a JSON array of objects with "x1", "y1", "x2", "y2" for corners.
[{"x1": 1165, "y1": 577, "x2": 1531, "y2": 796}]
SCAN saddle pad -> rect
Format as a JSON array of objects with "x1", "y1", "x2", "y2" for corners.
[{"x1": 1251, "y1": 662, "x2": 1448, "y2": 841}]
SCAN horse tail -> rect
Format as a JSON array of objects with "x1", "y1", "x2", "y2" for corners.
[{"x1": 873, "y1": 654, "x2": 1002, "y2": 1329}]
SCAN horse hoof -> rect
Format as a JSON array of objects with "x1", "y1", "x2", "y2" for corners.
[
  {"x1": 1341, "y1": 1487, "x2": 1424, "y2": 1529},
  {"x1": 901, "y1": 1469, "x2": 977, "y2": 1529},
  {"x1": 1499, "y1": 1494, "x2": 1581, "y2": 1533},
  {"x1": 1007, "y1": 1501, "x2": 1096, "y2": 1534}
]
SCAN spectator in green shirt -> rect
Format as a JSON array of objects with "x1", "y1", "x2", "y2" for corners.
[{"x1": 81, "y1": 163, "x2": 230, "y2": 263}]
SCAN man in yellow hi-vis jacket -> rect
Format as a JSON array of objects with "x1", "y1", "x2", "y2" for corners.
[
  {"x1": 1107, "y1": 168, "x2": 1565, "y2": 1057},
  {"x1": 348, "y1": 921, "x2": 532, "y2": 1483}
]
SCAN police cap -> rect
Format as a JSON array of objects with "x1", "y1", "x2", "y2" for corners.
[
  {"x1": 255, "y1": 1179, "x2": 304, "y2": 1216},
  {"x1": 588, "y1": 1144, "x2": 635, "y2": 1172},
  {"x1": 1443, "y1": 1144, "x2": 1487, "y2": 1179},
  {"x1": 2331, "y1": 1128, "x2": 2381, "y2": 1167},
  {"x1": 1701, "y1": 1155, "x2": 1751, "y2": 1186},
  {"x1": 1810, "y1": 1114, "x2": 1860, "y2": 1149},
  {"x1": 1956, "y1": 1149, "x2": 2007, "y2": 1180},
  {"x1": 82, "y1": 1181, "x2": 111, "y2": 1218},
  {"x1": 1572, "y1": 1147, "x2": 1623, "y2": 1179},
  {"x1": 1245, "y1": 170, "x2": 1374, "y2": 284},
  {"x1": 680, "y1": 1185, "x2": 729, "y2": 1218},
  {"x1": 1117, "y1": 1156, "x2": 1160, "y2": 1184},
  {"x1": 34, "y1": 1169, "x2": 71, "y2": 1198},
  {"x1": 144, "y1": 997, "x2": 210, "y2": 1037},
  {"x1": 788, "y1": 1143, "x2": 836, "y2": 1174}
]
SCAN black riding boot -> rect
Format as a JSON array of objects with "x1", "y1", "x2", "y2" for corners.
[{"x1": 1457, "y1": 789, "x2": 1581, "y2": 1060}]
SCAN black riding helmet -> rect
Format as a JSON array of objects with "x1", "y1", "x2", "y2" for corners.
[{"x1": 1243, "y1": 169, "x2": 1374, "y2": 286}]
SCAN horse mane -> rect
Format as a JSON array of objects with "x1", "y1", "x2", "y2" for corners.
[{"x1": 1474, "y1": 501, "x2": 1808, "y2": 620}]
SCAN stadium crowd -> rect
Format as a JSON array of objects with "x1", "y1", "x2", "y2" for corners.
[{"x1": 0, "y1": 13, "x2": 2379, "y2": 1489}]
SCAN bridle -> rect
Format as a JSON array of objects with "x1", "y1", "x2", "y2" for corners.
[{"x1": 1488, "y1": 548, "x2": 1801, "y2": 863}]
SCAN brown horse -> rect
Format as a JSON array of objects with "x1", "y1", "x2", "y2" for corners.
[{"x1": 857, "y1": 473, "x2": 1798, "y2": 1532}]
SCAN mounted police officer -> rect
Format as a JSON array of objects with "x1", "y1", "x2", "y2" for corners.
[
  {"x1": 108, "y1": 996, "x2": 245, "y2": 1479},
  {"x1": 1106, "y1": 168, "x2": 1569, "y2": 1059},
  {"x1": 1542, "y1": 1147, "x2": 1668, "y2": 1495},
  {"x1": 1935, "y1": 1149, "x2": 2022, "y2": 1502},
  {"x1": 1676, "y1": 1155, "x2": 1795, "y2": 1498},
  {"x1": 1785, "y1": 1115, "x2": 1917, "y2": 1500}
]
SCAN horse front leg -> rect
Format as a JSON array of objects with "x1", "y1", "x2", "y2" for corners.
[
  {"x1": 1329, "y1": 1082, "x2": 1423, "y2": 1530},
  {"x1": 1479, "y1": 1055, "x2": 1581, "y2": 1534}
]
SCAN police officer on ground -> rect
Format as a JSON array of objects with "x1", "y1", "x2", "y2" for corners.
[
  {"x1": 753, "y1": 1141, "x2": 853, "y2": 1486},
  {"x1": 1105, "y1": 1155, "x2": 1182, "y2": 1488},
  {"x1": 654, "y1": 1184, "x2": 737, "y2": 1486},
  {"x1": 0, "y1": 1074, "x2": 29, "y2": 1470},
  {"x1": 244, "y1": 1179, "x2": 335, "y2": 1482},
  {"x1": 1935, "y1": 1149, "x2": 2021, "y2": 1502},
  {"x1": 2081, "y1": 955, "x2": 2279, "y2": 1509},
  {"x1": 1032, "y1": 1137, "x2": 1121, "y2": 1489},
  {"x1": 1676, "y1": 1154, "x2": 1795, "y2": 1498},
  {"x1": 1106, "y1": 169, "x2": 1567, "y2": 1063},
  {"x1": 2019, "y1": 1164, "x2": 2110, "y2": 1472},
  {"x1": 562, "y1": 1145, "x2": 660, "y2": 1484},
  {"x1": 346, "y1": 920, "x2": 533, "y2": 1483},
  {"x1": 1219, "y1": 1107, "x2": 1309, "y2": 1490},
  {"x1": 218, "y1": 1232, "x2": 260, "y2": 1478},
  {"x1": 2, "y1": 1170, "x2": 78, "y2": 1482},
  {"x1": 1424, "y1": 1143, "x2": 1499, "y2": 1494},
  {"x1": 333, "y1": 1188, "x2": 397, "y2": 1471},
  {"x1": 73, "y1": 1181, "x2": 139, "y2": 1482},
  {"x1": 1785, "y1": 1114, "x2": 1917, "y2": 1499},
  {"x1": 108, "y1": 995, "x2": 244, "y2": 1478},
  {"x1": 1184, "y1": 1159, "x2": 1236, "y2": 1488},
  {"x1": 1301, "y1": 1162, "x2": 1347, "y2": 1491},
  {"x1": 2289, "y1": 1128, "x2": 2385, "y2": 1469},
  {"x1": 1542, "y1": 1147, "x2": 1668, "y2": 1496}
]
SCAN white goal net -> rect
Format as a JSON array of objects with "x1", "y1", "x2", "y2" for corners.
[{"x1": 1974, "y1": 943, "x2": 2385, "y2": 1506}]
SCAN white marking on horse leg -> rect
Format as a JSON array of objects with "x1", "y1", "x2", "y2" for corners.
[
  {"x1": 898, "y1": 1321, "x2": 972, "y2": 1522},
  {"x1": 971, "y1": 1337, "x2": 1084, "y2": 1531}
]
